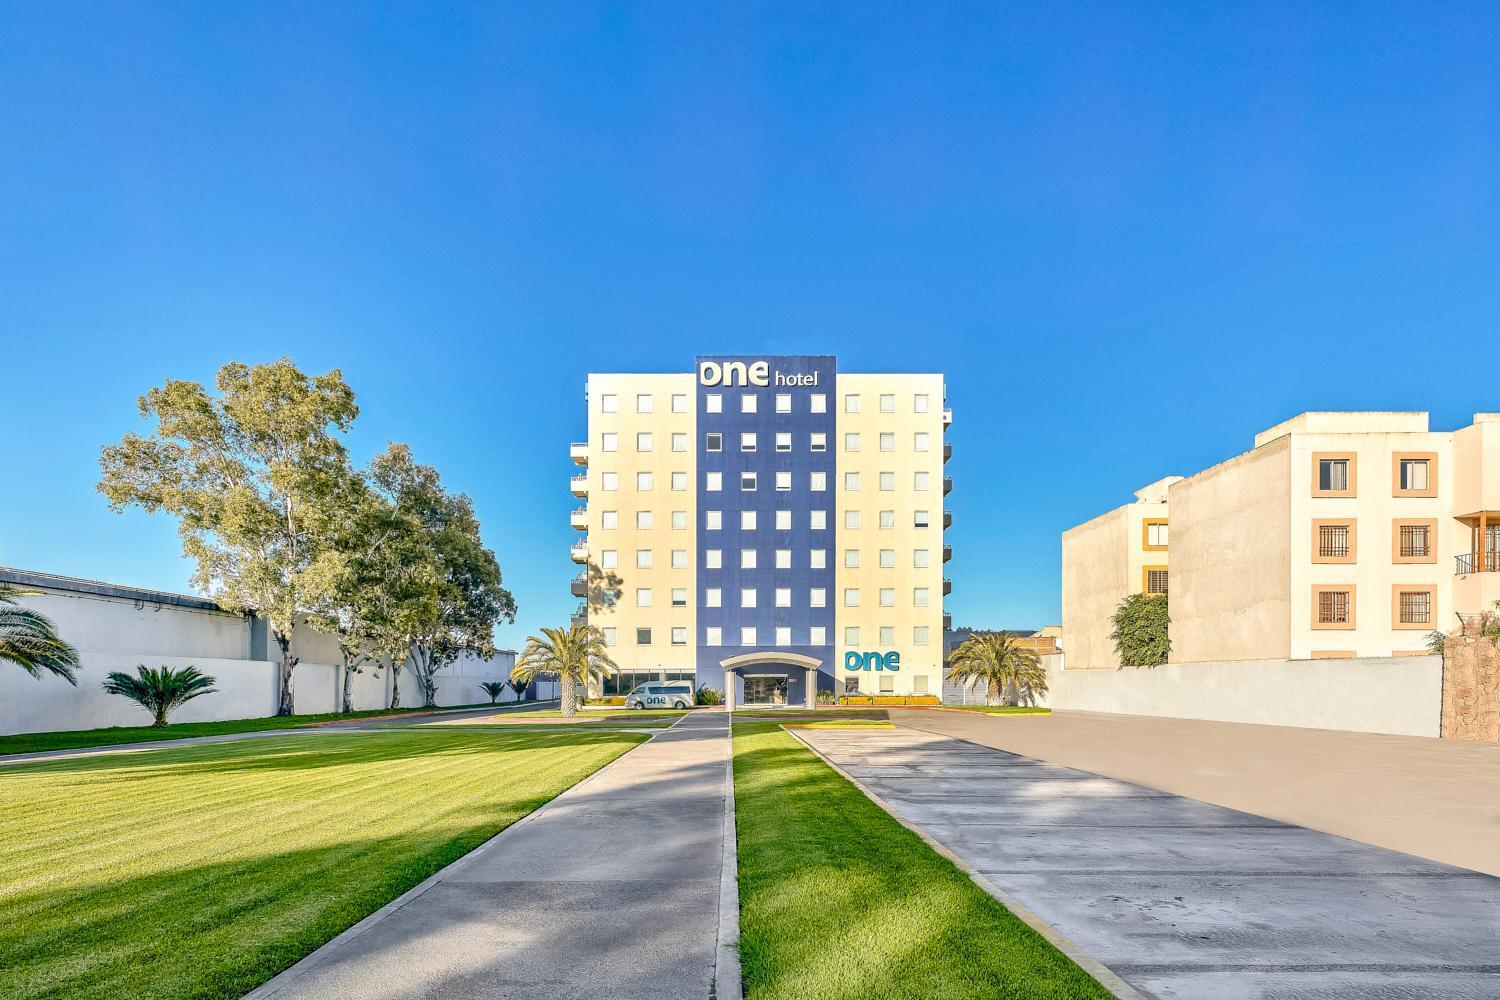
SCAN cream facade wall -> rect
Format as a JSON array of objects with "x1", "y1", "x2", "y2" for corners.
[
  {"x1": 834, "y1": 373, "x2": 946, "y2": 696},
  {"x1": 583, "y1": 373, "x2": 697, "y2": 674}
]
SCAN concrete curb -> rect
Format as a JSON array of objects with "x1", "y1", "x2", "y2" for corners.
[
  {"x1": 242, "y1": 730, "x2": 656, "y2": 999},
  {"x1": 714, "y1": 720, "x2": 743, "y2": 1000},
  {"x1": 786, "y1": 727, "x2": 1148, "y2": 1000}
]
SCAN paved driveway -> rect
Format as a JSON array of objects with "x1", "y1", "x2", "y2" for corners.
[{"x1": 798, "y1": 726, "x2": 1500, "y2": 1000}]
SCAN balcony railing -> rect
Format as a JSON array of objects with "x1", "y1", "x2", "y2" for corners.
[
  {"x1": 942, "y1": 544, "x2": 952, "y2": 563},
  {"x1": 942, "y1": 476, "x2": 953, "y2": 495},
  {"x1": 569, "y1": 542, "x2": 589, "y2": 564},
  {"x1": 570, "y1": 506, "x2": 588, "y2": 530},
  {"x1": 942, "y1": 407, "x2": 953, "y2": 427},
  {"x1": 943, "y1": 509, "x2": 952, "y2": 529},
  {"x1": 570, "y1": 475, "x2": 588, "y2": 496},
  {"x1": 943, "y1": 441, "x2": 952, "y2": 462},
  {"x1": 570, "y1": 572, "x2": 588, "y2": 597},
  {"x1": 943, "y1": 578, "x2": 952, "y2": 596},
  {"x1": 570, "y1": 442, "x2": 589, "y2": 465},
  {"x1": 1456, "y1": 552, "x2": 1500, "y2": 574}
]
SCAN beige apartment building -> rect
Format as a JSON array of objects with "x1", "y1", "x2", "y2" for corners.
[{"x1": 1063, "y1": 412, "x2": 1500, "y2": 668}]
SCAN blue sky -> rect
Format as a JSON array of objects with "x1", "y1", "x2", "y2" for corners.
[{"x1": 2, "y1": 4, "x2": 1498, "y2": 650}]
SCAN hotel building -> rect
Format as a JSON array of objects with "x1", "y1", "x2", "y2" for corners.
[
  {"x1": 569, "y1": 355, "x2": 951, "y2": 708},
  {"x1": 1063, "y1": 412, "x2": 1500, "y2": 668}
]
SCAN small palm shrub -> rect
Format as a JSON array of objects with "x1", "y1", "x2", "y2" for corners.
[
  {"x1": 102, "y1": 664, "x2": 217, "y2": 727},
  {"x1": 696, "y1": 685, "x2": 724, "y2": 706},
  {"x1": 479, "y1": 681, "x2": 506, "y2": 704}
]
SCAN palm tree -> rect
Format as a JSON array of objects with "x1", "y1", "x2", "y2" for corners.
[
  {"x1": 0, "y1": 583, "x2": 80, "y2": 685},
  {"x1": 479, "y1": 680, "x2": 506, "y2": 704},
  {"x1": 510, "y1": 624, "x2": 617, "y2": 717},
  {"x1": 102, "y1": 664, "x2": 217, "y2": 728},
  {"x1": 948, "y1": 632, "x2": 1048, "y2": 707}
]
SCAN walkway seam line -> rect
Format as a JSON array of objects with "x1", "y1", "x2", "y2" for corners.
[
  {"x1": 241, "y1": 728, "x2": 655, "y2": 1000},
  {"x1": 786, "y1": 727, "x2": 1149, "y2": 1000},
  {"x1": 715, "y1": 712, "x2": 743, "y2": 1000}
]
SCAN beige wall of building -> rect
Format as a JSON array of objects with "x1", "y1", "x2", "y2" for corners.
[{"x1": 834, "y1": 373, "x2": 947, "y2": 696}]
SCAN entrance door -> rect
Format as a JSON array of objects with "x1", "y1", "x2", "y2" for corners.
[{"x1": 743, "y1": 675, "x2": 788, "y2": 706}]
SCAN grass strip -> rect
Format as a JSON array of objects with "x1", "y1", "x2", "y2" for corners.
[
  {"x1": 732, "y1": 722, "x2": 1110, "y2": 1000},
  {"x1": 0, "y1": 729, "x2": 646, "y2": 999}
]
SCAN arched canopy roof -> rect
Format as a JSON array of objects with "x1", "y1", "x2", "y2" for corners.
[{"x1": 719, "y1": 652, "x2": 822, "y2": 672}]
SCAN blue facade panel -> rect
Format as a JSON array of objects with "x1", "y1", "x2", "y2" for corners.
[{"x1": 694, "y1": 355, "x2": 837, "y2": 703}]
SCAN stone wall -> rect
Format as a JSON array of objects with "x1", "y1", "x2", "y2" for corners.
[{"x1": 1440, "y1": 634, "x2": 1500, "y2": 742}]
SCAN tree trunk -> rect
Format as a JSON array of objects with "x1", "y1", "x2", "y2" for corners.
[
  {"x1": 275, "y1": 630, "x2": 297, "y2": 716},
  {"x1": 560, "y1": 673, "x2": 578, "y2": 717},
  {"x1": 389, "y1": 663, "x2": 402, "y2": 710},
  {"x1": 154, "y1": 707, "x2": 168, "y2": 728},
  {"x1": 1003, "y1": 678, "x2": 1019, "y2": 708},
  {"x1": 987, "y1": 678, "x2": 1001, "y2": 707},
  {"x1": 341, "y1": 657, "x2": 354, "y2": 714}
]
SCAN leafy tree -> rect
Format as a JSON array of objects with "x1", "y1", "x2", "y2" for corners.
[
  {"x1": 367, "y1": 444, "x2": 515, "y2": 708},
  {"x1": 102, "y1": 664, "x2": 217, "y2": 727},
  {"x1": 0, "y1": 584, "x2": 80, "y2": 685},
  {"x1": 511, "y1": 625, "x2": 617, "y2": 717},
  {"x1": 479, "y1": 681, "x2": 507, "y2": 704},
  {"x1": 1109, "y1": 593, "x2": 1171, "y2": 667},
  {"x1": 948, "y1": 631, "x2": 1047, "y2": 706},
  {"x1": 98, "y1": 359, "x2": 358, "y2": 715}
]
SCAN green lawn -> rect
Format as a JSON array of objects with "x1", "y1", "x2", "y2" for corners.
[
  {"x1": 0, "y1": 729, "x2": 646, "y2": 999},
  {"x1": 732, "y1": 723, "x2": 1109, "y2": 1000},
  {"x1": 0, "y1": 703, "x2": 508, "y2": 756}
]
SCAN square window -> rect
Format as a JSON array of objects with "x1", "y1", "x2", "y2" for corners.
[
  {"x1": 636, "y1": 471, "x2": 653, "y2": 491},
  {"x1": 636, "y1": 588, "x2": 653, "y2": 608},
  {"x1": 880, "y1": 393, "x2": 895, "y2": 413},
  {"x1": 637, "y1": 432, "x2": 653, "y2": 452},
  {"x1": 913, "y1": 549, "x2": 930, "y2": 568},
  {"x1": 636, "y1": 511, "x2": 653, "y2": 529},
  {"x1": 914, "y1": 432, "x2": 930, "y2": 452},
  {"x1": 844, "y1": 588, "x2": 860, "y2": 607},
  {"x1": 637, "y1": 628, "x2": 652, "y2": 645},
  {"x1": 741, "y1": 510, "x2": 757, "y2": 530},
  {"x1": 913, "y1": 393, "x2": 930, "y2": 413},
  {"x1": 809, "y1": 549, "x2": 827, "y2": 569},
  {"x1": 914, "y1": 510, "x2": 930, "y2": 529},
  {"x1": 914, "y1": 472, "x2": 930, "y2": 491},
  {"x1": 810, "y1": 626, "x2": 827, "y2": 645},
  {"x1": 671, "y1": 586, "x2": 687, "y2": 605},
  {"x1": 672, "y1": 627, "x2": 687, "y2": 645},
  {"x1": 672, "y1": 432, "x2": 688, "y2": 452},
  {"x1": 810, "y1": 393, "x2": 827, "y2": 413},
  {"x1": 705, "y1": 394, "x2": 723, "y2": 413},
  {"x1": 913, "y1": 588, "x2": 930, "y2": 607},
  {"x1": 810, "y1": 588, "x2": 827, "y2": 608},
  {"x1": 1316, "y1": 455, "x2": 1353, "y2": 495},
  {"x1": 844, "y1": 676, "x2": 860, "y2": 694},
  {"x1": 706, "y1": 432, "x2": 722, "y2": 452},
  {"x1": 741, "y1": 394, "x2": 758, "y2": 413},
  {"x1": 600, "y1": 393, "x2": 618, "y2": 413},
  {"x1": 880, "y1": 471, "x2": 895, "y2": 491},
  {"x1": 741, "y1": 549, "x2": 758, "y2": 569},
  {"x1": 810, "y1": 471, "x2": 827, "y2": 491},
  {"x1": 672, "y1": 471, "x2": 687, "y2": 491},
  {"x1": 1394, "y1": 454, "x2": 1436, "y2": 496},
  {"x1": 602, "y1": 432, "x2": 618, "y2": 452},
  {"x1": 705, "y1": 510, "x2": 722, "y2": 530},
  {"x1": 844, "y1": 626, "x2": 860, "y2": 645},
  {"x1": 776, "y1": 549, "x2": 791, "y2": 569},
  {"x1": 705, "y1": 587, "x2": 722, "y2": 607},
  {"x1": 879, "y1": 510, "x2": 895, "y2": 529},
  {"x1": 1316, "y1": 588, "x2": 1352, "y2": 625},
  {"x1": 879, "y1": 588, "x2": 894, "y2": 607},
  {"x1": 602, "y1": 472, "x2": 619, "y2": 491},
  {"x1": 776, "y1": 432, "x2": 792, "y2": 452},
  {"x1": 741, "y1": 588, "x2": 757, "y2": 608},
  {"x1": 879, "y1": 673, "x2": 894, "y2": 693},
  {"x1": 844, "y1": 472, "x2": 860, "y2": 491},
  {"x1": 601, "y1": 549, "x2": 618, "y2": 569},
  {"x1": 776, "y1": 471, "x2": 792, "y2": 492},
  {"x1": 1398, "y1": 523, "x2": 1432, "y2": 559},
  {"x1": 845, "y1": 433, "x2": 861, "y2": 452},
  {"x1": 880, "y1": 626, "x2": 895, "y2": 645},
  {"x1": 705, "y1": 626, "x2": 722, "y2": 646},
  {"x1": 1400, "y1": 459, "x2": 1428, "y2": 492},
  {"x1": 1398, "y1": 590, "x2": 1432, "y2": 624},
  {"x1": 776, "y1": 587, "x2": 791, "y2": 607},
  {"x1": 1146, "y1": 521, "x2": 1169, "y2": 548},
  {"x1": 672, "y1": 510, "x2": 688, "y2": 530},
  {"x1": 880, "y1": 432, "x2": 895, "y2": 452},
  {"x1": 845, "y1": 394, "x2": 861, "y2": 413},
  {"x1": 636, "y1": 394, "x2": 653, "y2": 413},
  {"x1": 707, "y1": 472, "x2": 723, "y2": 491},
  {"x1": 810, "y1": 433, "x2": 827, "y2": 452},
  {"x1": 776, "y1": 393, "x2": 791, "y2": 413},
  {"x1": 741, "y1": 432, "x2": 757, "y2": 452},
  {"x1": 740, "y1": 626, "x2": 757, "y2": 646},
  {"x1": 671, "y1": 550, "x2": 688, "y2": 569},
  {"x1": 913, "y1": 674, "x2": 929, "y2": 694},
  {"x1": 914, "y1": 626, "x2": 930, "y2": 645},
  {"x1": 706, "y1": 549, "x2": 723, "y2": 569},
  {"x1": 602, "y1": 626, "x2": 617, "y2": 645},
  {"x1": 775, "y1": 510, "x2": 792, "y2": 530},
  {"x1": 672, "y1": 393, "x2": 688, "y2": 413},
  {"x1": 741, "y1": 472, "x2": 758, "y2": 491},
  {"x1": 844, "y1": 549, "x2": 860, "y2": 568},
  {"x1": 1317, "y1": 523, "x2": 1351, "y2": 559},
  {"x1": 810, "y1": 510, "x2": 827, "y2": 530},
  {"x1": 775, "y1": 626, "x2": 792, "y2": 646},
  {"x1": 845, "y1": 510, "x2": 860, "y2": 529},
  {"x1": 879, "y1": 549, "x2": 895, "y2": 568},
  {"x1": 602, "y1": 511, "x2": 618, "y2": 530},
  {"x1": 636, "y1": 549, "x2": 652, "y2": 568},
  {"x1": 1145, "y1": 568, "x2": 1169, "y2": 594}
]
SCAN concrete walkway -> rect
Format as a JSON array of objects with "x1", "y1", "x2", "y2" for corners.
[
  {"x1": 892, "y1": 708, "x2": 1500, "y2": 876},
  {"x1": 799, "y1": 725, "x2": 1500, "y2": 1000},
  {"x1": 246, "y1": 711, "x2": 731, "y2": 1000}
]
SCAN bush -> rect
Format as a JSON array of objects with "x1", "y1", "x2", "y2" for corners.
[
  {"x1": 696, "y1": 686, "x2": 724, "y2": 706},
  {"x1": 1110, "y1": 592, "x2": 1170, "y2": 667},
  {"x1": 837, "y1": 694, "x2": 942, "y2": 706},
  {"x1": 584, "y1": 696, "x2": 626, "y2": 706},
  {"x1": 816, "y1": 689, "x2": 837, "y2": 705}
]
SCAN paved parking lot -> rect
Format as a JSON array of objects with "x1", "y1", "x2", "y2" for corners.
[{"x1": 799, "y1": 725, "x2": 1500, "y2": 1000}]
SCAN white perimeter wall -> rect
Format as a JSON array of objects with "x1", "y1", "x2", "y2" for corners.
[
  {"x1": 0, "y1": 585, "x2": 521, "y2": 736},
  {"x1": 1048, "y1": 653, "x2": 1442, "y2": 737}
]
